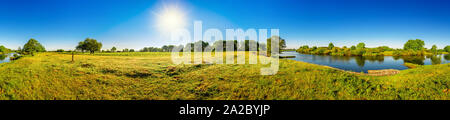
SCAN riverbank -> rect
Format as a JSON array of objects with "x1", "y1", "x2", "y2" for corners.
[
  {"x1": 0, "y1": 52, "x2": 448, "y2": 100},
  {"x1": 296, "y1": 40, "x2": 450, "y2": 57},
  {"x1": 281, "y1": 51, "x2": 449, "y2": 73}
]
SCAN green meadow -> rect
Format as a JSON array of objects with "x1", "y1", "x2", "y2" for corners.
[{"x1": 0, "y1": 52, "x2": 448, "y2": 100}]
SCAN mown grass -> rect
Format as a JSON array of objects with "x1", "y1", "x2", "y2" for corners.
[{"x1": 0, "y1": 52, "x2": 448, "y2": 100}]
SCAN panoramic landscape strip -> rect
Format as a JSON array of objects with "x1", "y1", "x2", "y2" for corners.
[
  {"x1": 0, "y1": 36, "x2": 449, "y2": 100},
  {"x1": 0, "y1": 0, "x2": 449, "y2": 101}
]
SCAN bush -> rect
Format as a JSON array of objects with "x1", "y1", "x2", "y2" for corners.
[{"x1": 444, "y1": 45, "x2": 450, "y2": 52}]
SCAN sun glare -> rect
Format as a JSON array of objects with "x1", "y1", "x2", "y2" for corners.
[{"x1": 155, "y1": 5, "x2": 187, "y2": 32}]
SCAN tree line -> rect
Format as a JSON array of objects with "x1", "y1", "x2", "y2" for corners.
[
  {"x1": 75, "y1": 36, "x2": 286, "y2": 53},
  {"x1": 2, "y1": 36, "x2": 285, "y2": 55},
  {"x1": 167, "y1": 36, "x2": 286, "y2": 53},
  {"x1": 297, "y1": 39, "x2": 450, "y2": 56}
]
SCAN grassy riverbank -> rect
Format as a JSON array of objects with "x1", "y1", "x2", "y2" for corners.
[
  {"x1": 297, "y1": 40, "x2": 450, "y2": 56},
  {"x1": 0, "y1": 52, "x2": 448, "y2": 100}
]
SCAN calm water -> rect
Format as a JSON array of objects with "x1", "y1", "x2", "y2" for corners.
[
  {"x1": 280, "y1": 51, "x2": 450, "y2": 73},
  {"x1": 0, "y1": 53, "x2": 18, "y2": 64}
]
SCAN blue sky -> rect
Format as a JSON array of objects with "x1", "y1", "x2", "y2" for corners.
[{"x1": 0, "y1": 0, "x2": 449, "y2": 50}]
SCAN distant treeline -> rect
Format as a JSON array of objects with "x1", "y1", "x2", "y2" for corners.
[
  {"x1": 2, "y1": 36, "x2": 290, "y2": 55},
  {"x1": 178, "y1": 40, "x2": 268, "y2": 52},
  {"x1": 297, "y1": 39, "x2": 450, "y2": 56},
  {"x1": 118, "y1": 40, "x2": 268, "y2": 53},
  {"x1": 105, "y1": 36, "x2": 286, "y2": 53}
]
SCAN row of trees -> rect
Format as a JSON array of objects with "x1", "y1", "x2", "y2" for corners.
[
  {"x1": 177, "y1": 36, "x2": 286, "y2": 53},
  {"x1": 21, "y1": 35, "x2": 285, "y2": 54},
  {"x1": 70, "y1": 36, "x2": 286, "y2": 54},
  {"x1": 297, "y1": 39, "x2": 450, "y2": 56},
  {"x1": 139, "y1": 45, "x2": 175, "y2": 52},
  {"x1": 0, "y1": 45, "x2": 11, "y2": 53},
  {"x1": 128, "y1": 36, "x2": 286, "y2": 53}
]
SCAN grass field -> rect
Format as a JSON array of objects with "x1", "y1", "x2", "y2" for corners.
[{"x1": 0, "y1": 52, "x2": 449, "y2": 100}]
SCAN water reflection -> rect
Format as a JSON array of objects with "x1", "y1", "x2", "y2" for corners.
[
  {"x1": 429, "y1": 55, "x2": 442, "y2": 65},
  {"x1": 445, "y1": 54, "x2": 450, "y2": 61},
  {"x1": 281, "y1": 51, "x2": 450, "y2": 73},
  {"x1": 0, "y1": 53, "x2": 17, "y2": 64},
  {"x1": 402, "y1": 56, "x2": 425, "y2": 65}
]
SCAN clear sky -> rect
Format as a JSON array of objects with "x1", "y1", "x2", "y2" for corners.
[{"x1": 0, "y1": 0, "x2": 449, "y2": 51}]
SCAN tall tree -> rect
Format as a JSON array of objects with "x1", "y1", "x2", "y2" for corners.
[
  {"x1": 76, "y1": 38, "x2": 102, "y2": 54},
  {"x1": 194, "y1": 41, "x2": 209, "y2": 52},
  {"x1": 403, "y1": 39, "x2": 425, "y2": 51},
  {"x1": 328, "y1": 43, "x2": 334, "y2": 50},
  {"x1": 239, "y1": 40, "x2": 260, "y2": 51},
  {"x1": 111, "y1": 47, "x2": 117, "y2": 52},
  {"x1": 23, "y1": 38, "x2": 46, "y2": 55},
  {"x1": 356, "y1": 43, "x2": 365, "y2": 49},
  {"x1": 431, "y1": 45, "x2": 438, "y2": 54},
  {"x1": 212, "y1": 40, "x2": 238, "y2": 52},
  {"x1": 161, "y1": 45, "x2": 175, "y2": 52},
  {"x1": 267, "y1": 36, "x2": 286, "y2": 56},
  {"x1": 350, "y1": 45, "x2": 356, "y2": 50},
  {"x1": 0, "y1": 45, "x2": 10, "y2": 53},
  {"x1": 444, "y1": 45, "x2": 450, "y2": 52}
]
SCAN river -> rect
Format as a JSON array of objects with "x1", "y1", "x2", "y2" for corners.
[{"x1": 280, "y1": 51, "x2": 450, "y2": 73}]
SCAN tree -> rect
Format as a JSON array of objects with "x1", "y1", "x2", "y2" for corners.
[
  {"x1": 328, "y1": 43, "x2": 334, "y2": 50},
  {"x1": 162, "y1": 45, "x2": 169, "y2": 52},
  {"x1": 23, "y1": 38, "x2": 46, "y2": 55},
  {"x1": 211, "y1": 40, "x2": 238, "y2": 52},
  {"x1": 356, "y1": 43, "x2": 365, "y2": 49},
  {"x1": 312, "y1": 46, "x2": 317, "y2": 50},
  {"x1": 76, "y1": 38, "x2": 102, "y2": 54},
  {"x1": 0, "y1": 45, "x2": 10, "y2": 53},
  {"x1": 183, "y1": 41, "x2": 209, "y2": 52},
  {"x1": 301, "y1": 45, "x2": 309, "y2": 49},
  {"x1": 350, "y1": 45, "x2": 356, "y2": 50},
  {"x1": 167, "y1": 45, "x2": 175, "y2": 52},
  {"x1": 140, "y1": 47, "x2": 162, "y2": 52},
  {"x1": 444, "y1": 45, "x2": 450, "y2": 52},
  {"x1": 162, "y1": 45, "x2": 175, "y2": 52},
  {"x1": 194, "y1": 41, "x2": 209, "y2": 52},
  {"x1": 377, "y1": 46, "x2": 392, "y2": 52},
  {"x1": 123, "y1": 48, "x2": 129, "y2": 52},
  {"x1": 403, "y1": 39, "x2": 425, "y2": 51},
  {"x1": 130, "y1": 49, "x2": 135, "y2": 52},
  {"x1": 266, "y1": 36, "x2": 286, "y2": 55},
  {"x1": 238, "y1": 40, "x2": 261, "y2": 51},
  {"x1": 431, "y1": 45, "x2": 438, "y2": 54},
  {"x1": 111, "y1": 47, "x2": 117, "y2": 52}
]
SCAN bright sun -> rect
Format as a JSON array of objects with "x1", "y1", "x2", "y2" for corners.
[{"x1": 155, "y1": 5, "x2": 187, "y2": 32}]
